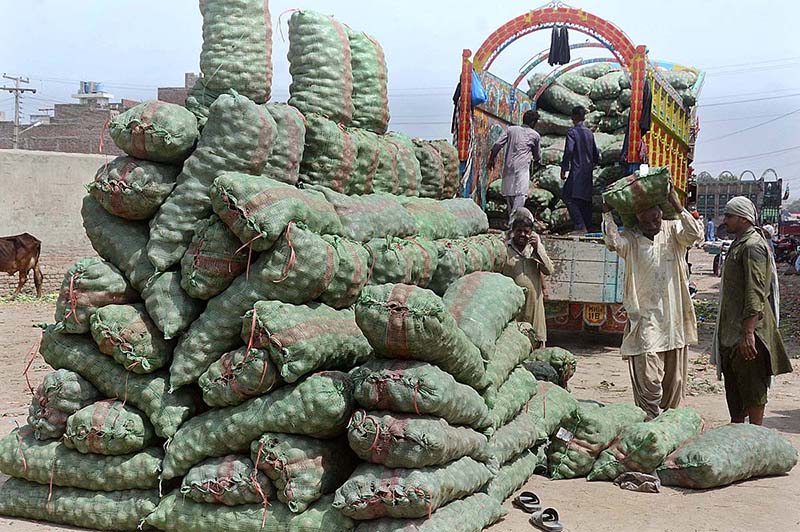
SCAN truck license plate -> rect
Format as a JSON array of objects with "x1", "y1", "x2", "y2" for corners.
[{"x1": 583, "y1": 304, "x2": 606, "y2": 325}]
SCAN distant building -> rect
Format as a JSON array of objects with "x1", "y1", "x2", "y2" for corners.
[
  {"x1": 157, "y1": 73, "x2": 199, "y2": 106},
  {"x1": 696, "y1": 172, "x2": 783, "y2": 225}
]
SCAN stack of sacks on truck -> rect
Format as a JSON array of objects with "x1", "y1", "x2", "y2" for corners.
[{"x1": 485, "y1": 63, "x2": 700, "y2": 232}]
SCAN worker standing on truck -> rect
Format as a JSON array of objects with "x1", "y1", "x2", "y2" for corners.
[
  {"x1": 488, "y1": 110, "x2": 541, "y2": 224},
  {"x1": 561, "y1": 106, "x2": 599, "y2": 233},
  {"x1": 601, "y1": 189, "x2": 704, "y2": 420},
  {"x1": 503, "y1": 207, "x2": 553, "y2": 347},
  {"x1": 711, "y1": 197, "x2": 791, "y2": 425}
]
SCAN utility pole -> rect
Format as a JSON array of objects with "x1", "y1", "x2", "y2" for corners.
[{"x1": 2, "y1": 74, "x2": 37, "y2": 149}]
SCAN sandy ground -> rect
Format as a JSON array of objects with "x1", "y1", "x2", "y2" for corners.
[{"x1": 0, "y1": 250, "x2": 797, "y2": 531}]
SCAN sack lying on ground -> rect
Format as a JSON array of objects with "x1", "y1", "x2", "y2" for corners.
[
  {"x1": 0, "y1": 478, "x2": 159, "y2": 532},
  {"x1": 353, "y1": 492, "x2": 506, "y2": 532},
  {"x1": 63, "y1": 400, "x2": 156, "y2": 455},
  {"x1": 262, "y1": 102, "x2": 306, "y2": 185},
  {"x1": 146, "y1": 492, "x2": 355, "y2": 532},
  {"x1": 364, "y1": 236, "x2": 438, "y2": 288},
  {"x1": 485, "y1": 366, "x2": 539, "y2": 431},
  {"x1": 87, "y1": 156, "x2": 180, "y2": 220},
  {"x1": 252, "y1": 433, "x2": 358, "y2": 513},
  {"x1": 90, "y1": 303, "x2": 173, "y2": 373},
  {"x1": 484, "y1": 446, "x2": 547, "y2": 503},
  {"x1": 180, "y1": 455, "x2": 274, "y2": 506},
  {"x1": 199, "y1": 347, "x2": 282, "y2": 407},
  {"x1": 530, "y1": 347, "x2": 577, "y2": 388},
  {"x1": 0, "y1": 428, "x2": 162, "y2": 491},
  {"x1": 549, "y1": 403, "x2": 647, "y2": 480},
  {"x1": 243, "y1": 300, "x2": 372, "y2": 383},
  {"x1": 347, "y1": 28, "x2": 390, "y2": 134},
  {"x1": 180, "y1": 215, "x2": 248, "y2": 300},
  {"x1": 28, "y1": 369, "x2": 101, "y2": 440},
  {"x1": 81, "y1": 195, "x2": 155, "y2": 292},
  {"x1": 162, "y1": 371, "x2": 353, "y2": 479},
  {"x1": 141, "y1": 270, "x2": 205, "y2": 340},
  {"x1": 483, "y1": 323, "x2": 534, "y2": 408},
  {"x1": 200, "y1": 0, "x2": 272, "y2": 103},
  {"x1": 351, "y1": 359, "x2": 490, "y2": 429},
  {"x1": 588, "y1": 407, "x2": 704, "y2": 481},
  {"x1": 109, "y1": 101, "x2": 199, "y2": 163},
  {"x1": 39, "y1": 326, "x2": 195, "y2": 438},
  {"x1": 54, "y1": 257, "x2": 138, "y2": 334},
  {"x1": 347, "y1": 410, "x2": 487, "y2": 468},
  {"x1": 355, "y1": 284, "x2": 487, "y2": 390},
  {"x1": 334, "y1": 456, "x2": 492, "y2": 519},
  {"x1": 657, "y1": 423, "x2": 798, "y2": 489}
]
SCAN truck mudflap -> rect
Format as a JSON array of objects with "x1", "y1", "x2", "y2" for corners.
[{"x1": 545, "y1": 301, "x2": 627, "y2": 333}]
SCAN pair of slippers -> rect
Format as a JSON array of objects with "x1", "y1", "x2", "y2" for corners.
[{"x1": 512, "y1": 492, "x2": 563, "y2": 532}]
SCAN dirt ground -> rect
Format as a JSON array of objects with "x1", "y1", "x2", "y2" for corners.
[{"x1": 0, "y1": 250, "x2": 798, "y2": 531}]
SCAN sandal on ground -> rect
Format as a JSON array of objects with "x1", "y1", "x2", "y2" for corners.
[
  {"x1": 529, "y1": 507, "x2": 563, "y2": 532},
  {"x1": 512, "y1": 491, "x2": 542, "y2": 513}
]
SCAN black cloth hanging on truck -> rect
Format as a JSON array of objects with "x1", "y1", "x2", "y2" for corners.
[{"x1": 548, "y1": 26, "x2": 571, "y2": 66}]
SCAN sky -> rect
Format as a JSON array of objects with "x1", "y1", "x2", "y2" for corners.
[{"x1": 1, "y1": 0, "x2": 799, "y2": 196}]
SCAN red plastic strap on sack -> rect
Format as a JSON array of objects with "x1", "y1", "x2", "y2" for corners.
[
  {"x1": 22, "y1": 336, "x2": 42, "y2": 396},
  {"x1": 273, "y1": 224, "x2": 297, "y2": 283},
  {"x1": 64, "y1": 272, "x2": 82, "y2": 326}
]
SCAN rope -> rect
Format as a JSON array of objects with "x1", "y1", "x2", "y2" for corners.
[
  {"x1": 412, "y1": 383, "x2": 421, "y2": 415},
  {"x1": 273, "y1": 224, "x2": 297, "y2": 283},
  {"x1": 236, "y1": 233, "x2": 264, "y2": 282},
  {"x1": 22, "y1": 336, "x2": 42, "y2": 396},
  {"x1": 245, "y1": 308, "x2": 258, "y2": 360},
  {"x1": 277, "y1": 8, "x2": 299, "y2": 43},
  {"x1": 46, "y1": 458, "x2": 57, "y2": 514},
  {"x1": 64, "y1": 272, "x2": 82, "y2": 325}
]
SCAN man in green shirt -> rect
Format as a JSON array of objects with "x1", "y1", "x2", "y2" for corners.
[{"x1": 712, "y1": 196, "x2": 792, "y2": 425}]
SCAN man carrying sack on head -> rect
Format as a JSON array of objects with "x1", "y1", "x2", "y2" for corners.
[
  {"x1": 711, "y1": 196, "x2": 791, "y2": 425},
  {"x1": 601, "y1": 185, "x2": 704, "y2": 420}
]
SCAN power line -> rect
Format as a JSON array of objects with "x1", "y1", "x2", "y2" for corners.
[
  {"x1": 700, "y1": 56, "x2": 800, "y2": 70},
  {"x1": 701, "y1": 86, "x2": 800, "y2": 101},
  {"x1": 698, "y1": 92, "x2": 800, "y2": 108},
  {"x1": 707, "y1": 62, "x2": 800, "y2": 77},
  {"x1": 702, "y1": 113, "x2": 784, "y2": 123},
  {"x1": 694, "y1": 144, "x2": 800, "y2": 164},
  {"x1": 701, "y1": 106, "x2": 800, "y2": 142}
]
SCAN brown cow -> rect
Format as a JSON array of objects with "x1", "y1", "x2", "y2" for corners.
[{"x1": 0, "y1": 233, "x2": 43, "y2": 298}]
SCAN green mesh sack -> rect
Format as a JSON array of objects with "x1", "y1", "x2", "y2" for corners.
[
  {"x1": 200, "y1": 0, "x2": 272, "y2": 103},
  {"x1": 141, "y1": 271, "x2": 205, "y2": 340},
  {"x1": 348, "y1": 411, "x2": 487, "y2": 468},
  {"x1": 661, "y1": 70, "x2": 697, "y2": 91},
  {"x1": 81, "y1": 195, "x2": 155, "y2": 292},
  {"x1": 210, "y1": 172, "x2": 343, "y2": 251},
  {"x1": 147, "y1": 492, "x2": 355, "y2": 532},
  {"x1": 39, "y1": 326, "x2": 195, "y2": 438},
  {"x1": 413, "y1": 139, "x2": 446, "y2": 199},
  {"x1": 598, "y1": 109, "x2": 630, "y2": 133},
  {"x1": 54, "y1": 257, "x2": 138, "y2": 334},
  {"x1": 658, "y1": 424, "x2": 798, "y2": 489},
  {"x1": 347, "y1": 28, "x2": 390, "y2": 134},
  {"x1": 347, "y1": 128, "x2": 382, "y2": 194},
  {"x1": 593, "y1": 97, "x2": 621, "y2": 115},
  {"x1": 618, "y1": 88, "x2": 633, "y2": 108},
  {"x1": 252, "y1": 433, "x2": 358, "y2": 513},
  {"x1": 559, "y1": 72, "x2": 593, "y2": 95},
  {"x1": 351, "y1": 359, "x2": 490, "y2": 429},
  {"x1": 320, "y1": 235, "x2": 371, "y2": 309},
  {"x1": 430, "y1": 139, "x2": 460, "y2": 199},
  {"x1": 537, "y1": 81, "x2": 594, "y2": 116},
  {"x1": 427, "y1": 239, "x2": 468, "y2": 296},
  {"x1": 602, "y1": 166, "x2": 675, "y2": 218},
  {"x1": 170, "y1": 223, "x2": 338, "y2": 388},
  {"x1": 589, "y1": 71, "x2": 627, "y2": 100},
  {"x1": 148, "y1": 91, "x2": 278, "y2": 270},
  {"x1": 364, "y1": 236, "x2": 438, "y2": 288},
  {"x1": 372, "y1": 136, "x2": 400, "y2": 194},
  {"x1": 484, "y1": 448, "x2": 546, "y2": 503},
  {"x1": 588, "y1": 408, "x2": 704, "y2": 481},
  {"x1": 599, "y1": 138, "x2": 624, "y2": 166},
  {"x1": 181, "y1": 455, "x2": 274, "y2": 506},
  {"x1": 443, "y1": 272, "x2": 526, "y2": 358},
  {"x1": 0, "y1": 428, "x2": 162, "y2": 490},
  {"x1": 63, "y1": 400, "x2": 156, "y2": 455},
  {"x1": 540, "y1": 147, "x2": 562, "y2": 166},
  {"x1": 90, "y1": 303, "x2": 172, "y2": 373},
  {"x1": 530, "y1": 347, "x2": 577, "y2": 388},
  {"x1": 185, "y1": 77, "x2": 221, "y2": 128},
  {"x1": 109, "y1": 101, "x2": 199, "y2": 163},
  {"x1": 354, "y1": 492, "x2": 507, "y2": 532},
  {"x1": 385, "y1": 132, "x2": 422, "y2": 197},
  {"x1": 243, "y1": 300, "x2": 372, "y2": 384},
  {"x1": 334, "y1": 457, "x2": 492, "y2": 520},
  {"x1": 300, "y1": 113, "x2": 356, "y2": 193},
  {"x1": 536, "y1": 110, "x2": 572, "y2": 136},
  {"x1": 461, "y1": 236, "x2": 496, "y2": 275},
  {"x1": 288, "y1": 10, "x2": 353, "y2": 124},
  {"x1": 398, "y1": 197, "x2": 459, "y2": 240},
  {"x1": 527, "y1": 187, "x2": 555, "y2": 211},
  {"x1": 181, "y1": 215, "x2": 248, "y2": 300},
  {"x1": 355, "y1": 284, "x2": 487, "y2": 390},
  {"x1": 87, "y1": 156, "x2": 180, "y2": 220},
  {"x1": 162, "y1": 371, "x2": 353, "y2": 480},
  {"x1": 27, "y1": 369, "x2": 101, "y2": 441},
  {"x1": 485, "y1": 366, "x2": 539, "y2": 432},
  {"x1": 0, "y1": 479, "x2": 158, "y2": 532},
  {"x1": 199, "y1": 347, "x2": 282, "y2": 407},
  {"x1": 441, "y1": 199, "x2": 489, "y2": 237},
  {"x1": 468, "y1": 233, "x2": 507, "y2": 272},
  {"x1": 533, "y1": 165, "x2": 563, "y2": 198},
  {"x1": 310, "y1": 186, "x2": 418, "y2": 243},
  {"x1": 481, "y1": 383, "x2": 578, "y2": 469},
  {"x1": 578, "y1": 63, "x2": 613, "y2": 79},
  {"x1": 595, "y1": 164, "x2": 626, "y2": 189},
  {"x1": 262, "y1": 102, "x2": 306, "y2": 185},
  {"x1": 483, "y1": 323, "x2": 533, "y2": 408}
]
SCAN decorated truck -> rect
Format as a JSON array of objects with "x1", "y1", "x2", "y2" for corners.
[{"x1": 454, "y1": 5, "x2": 703, "y2": 333}]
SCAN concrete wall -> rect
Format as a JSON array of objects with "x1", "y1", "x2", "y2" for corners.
[{"x1": 0, "y1": 149, "x2": 106, "y2": 294}]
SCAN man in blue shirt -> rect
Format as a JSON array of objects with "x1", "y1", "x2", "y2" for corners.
[
  {"x1": 706, "y1": 218, "x2": 716, "y2": 241},
  {"x1": 561, "y1": 106, "x2": 599, "y2": 233}
]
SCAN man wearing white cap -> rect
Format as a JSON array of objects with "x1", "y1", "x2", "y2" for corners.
[{"x1": 711, "y1": 196, "x2": 791, "y2": 425}]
